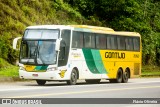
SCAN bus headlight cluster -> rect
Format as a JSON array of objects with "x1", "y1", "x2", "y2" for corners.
[
  {"x1": 47, "y1": 67, "x2": 57, "y2": 71},
  {"x1": 19, "y1": 67, "x2": 25, "y2": 71}
]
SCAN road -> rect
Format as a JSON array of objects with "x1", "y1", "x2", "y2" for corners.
[{"x1": 0, "y1": 78, "x2": 160, "y2": 107}]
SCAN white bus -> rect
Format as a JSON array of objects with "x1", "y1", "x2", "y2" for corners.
[{"x1": 13, "y1": 25, "x2": 141, "y2": 85}]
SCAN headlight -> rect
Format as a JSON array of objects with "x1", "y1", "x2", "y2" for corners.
[
  {"x1": 19, "y1": 67, "x2": 25, "y2": 71},
  {"x1": 47, "y1": 67, "x2": 57, "y2": 71}
]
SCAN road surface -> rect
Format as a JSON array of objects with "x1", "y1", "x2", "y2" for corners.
[{"x1": 0, "y1": 78, "x2": 160, "y2": 107}]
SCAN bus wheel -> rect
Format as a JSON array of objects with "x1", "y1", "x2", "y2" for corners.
[
  {"x1": 67, "y1": 69, "x2": 77, "y2": 85},
  {"x1": 85, "y1": 79, "x2": 101, "y2": 84},
  {"x1": 109, "y1": 69, "x2": 123, "y2": 83},
  {"x1": 36, "y1": 80, "x2": 46, "y2": 85},
  {"x1": 122, "y1": 69, "x2": 129, "y2": 83}
]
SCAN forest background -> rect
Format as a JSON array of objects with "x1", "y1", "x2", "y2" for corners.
[{"x1": 0, "y1": 0, "x2": 160, "y2": 71}]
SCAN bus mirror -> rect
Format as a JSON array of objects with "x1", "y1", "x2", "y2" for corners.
[
  {"x1": 55, "y1": 38, "x2": 62, "y2": 51},
  {"x1": 13, "y1": 37, "x2": 22, "y2": 50}
]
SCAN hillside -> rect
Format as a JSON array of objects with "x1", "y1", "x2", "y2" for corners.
[
  {"x1": 0, "y1": 0, "x2": 160, "y2": 68},
  {"x1": 0, "y1": 0, "x2": 101, "y2": 68}
]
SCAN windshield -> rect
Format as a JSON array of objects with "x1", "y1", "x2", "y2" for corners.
[{"x1": 20, "y1": 40, "x2": 57, "y2": 65}]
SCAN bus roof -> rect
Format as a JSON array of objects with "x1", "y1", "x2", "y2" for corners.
[
  {"x1": 26, "y1": 25, "x2": 140, "y2": 37},
  {"x1": 26, "y1": 25, "x2": 72, "y2": 30},
  {"x1": 26, "y1": 25, "x2": 114, "y2": 32},
  {"x1": 108, "y1": 31, "x2": 141, "y2": 37},
  {"x1": 70, "y1": 25, "x2": 114, "y2": 32}
]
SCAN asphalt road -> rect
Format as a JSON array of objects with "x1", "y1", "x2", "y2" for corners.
[{"x1": 0, "y1": 78, "x2": 160, "y2": 107}]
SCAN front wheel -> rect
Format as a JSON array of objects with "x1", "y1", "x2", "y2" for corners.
[
  {"x1": 36, "y1": 80, "x2": 46, "y2": 85},
  {"x1": 67, "y1": 69, "x2": 78, "y2": 85},
  {"x1": 109, "y1": 69, "x2": 123, "y2": 83}
]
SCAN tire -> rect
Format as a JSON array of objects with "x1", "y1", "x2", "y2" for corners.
[
  {"x1": 122, "y1": 69, "x2": 129, "y2": 83},
  {"x1": 67, "y1": 69, "x2": 78, "y2": 85},
  {"x1": 36, "y1": 80, "x2": 46, "y2": 85},
  {"x1": 85, "y1": 79, "x2": 101, "y2": 84},
  {"x1": 109, "y1": 69, "x2": 123, "y2": 83}
]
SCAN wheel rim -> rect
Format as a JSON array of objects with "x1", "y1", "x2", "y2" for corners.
[
  {"x1": 117, "y1": 69, "x2": 122, "y2": 82},
  {"x1": 71, "y1": 71, "x2": 77, "y2": 83},
  {"x1": 124, "y1": 70, "x2": 128, "y2": 81}
]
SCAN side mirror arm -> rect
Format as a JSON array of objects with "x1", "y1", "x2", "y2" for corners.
[
  {"x1": 13, "y1": 37, "x2": 22, "y2": 50},
  {"x1": 55, "y1": 38, "x2": 62, "y2": 51}
]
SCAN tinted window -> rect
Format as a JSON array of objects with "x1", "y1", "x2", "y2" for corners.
[
  {"x1": 125, "y1": 37, "x2": 134, "y2": 50},
  {"x1": 84, "y1": 33, "x2": 95, "y2": 48},
  {"x1": 96, "y1": 34, "x2": 106, "y2": 49},
  {"x1": 117, "y1": 36, "x2": 125, "y2": 50},
  {"x1": 24, "y1": 29, "x2": 59, "y2": 39},
  {"x1": 133, "y1": 37, "x2": 140, "y2": 51},
  {"x1": 107, "y1": 35, "x2": 117, "y2": 49},
  {"x1": 72, "y1": 31, "x2": 83, "y2": 48},
  {"x1": 58, "y1": 30, "x2": 71, "y2": 66}
]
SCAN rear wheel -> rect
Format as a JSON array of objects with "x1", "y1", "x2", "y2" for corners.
[
  {"x1": 36, "y1": 80, "x2": 46, "y2": 85},
  {"x1": 85, "y1": 79, "x2": 101, "y2": 84},
  {"x1": 67, "y1": 69, "x2": 78, "y2": 85},
  {"x1": 109, "y1": 69, "x2": 123, "y2": 83},
  {"x1": 122, "y1": 68, "x2": 129, "y2": 83}
]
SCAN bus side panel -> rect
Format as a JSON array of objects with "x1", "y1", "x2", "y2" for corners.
[
  {"x1": 69, "y1": 49, "x2": 107, "y2": 79},
  {"x1": 100, "y1": 50, "x2": 141, "y2": 79}
]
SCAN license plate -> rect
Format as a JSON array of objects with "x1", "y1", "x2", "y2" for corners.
[{"x1": 32, "y1": 74, "x2": 38, "y2": 77}]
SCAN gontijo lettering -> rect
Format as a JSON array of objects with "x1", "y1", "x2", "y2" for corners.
[{"x1": 105, "y1": 52, "x2": 125, "y2": 59}]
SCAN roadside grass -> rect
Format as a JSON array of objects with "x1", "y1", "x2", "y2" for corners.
[
  {"x1": 141, "y1": 65, "x2": 160, "y2": 77},
  {"x1": 0, "y1": 66, "x2": 19, "y2": 77}
]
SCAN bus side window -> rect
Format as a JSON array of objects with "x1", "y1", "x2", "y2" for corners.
[
  {"x1": 72, "y1": 31, "x2": 83, "y2": 48},
  {"x1": 84, "y1": 33, "x2": 95, "y2": 48},
  {"x1": 133, "y1": 37, "x2": 140, "y2": 51},
  {"x1": 117, "y1": 36, "x2": 125, "y2": 50},
  {"x1": 125, "y1": 37, "x2": 134, "y2": 51},
  {"x1": 107, "y1": 35, "x2": 117, "y2": 50},
  {"x1": 96, "y1": 34, "x2": 106, "y2": 49},
  {"x1": 106, "y1": 35, "x2": 111, "y2": 49}
]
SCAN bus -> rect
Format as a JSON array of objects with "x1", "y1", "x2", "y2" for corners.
[{"x1": 13, "y1": 25, "x2": 141, "y2": 85}]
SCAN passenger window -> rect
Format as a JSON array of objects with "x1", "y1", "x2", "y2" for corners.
[
  {"x1": 125, "y1": 37, "x2": 134, "y2": 51},
  {"x1": 107, "y1": 35, "x2": 117, "y2": 49},
  {"x1": 96, "y1": 34, "x2": 106, "y2": 49},
  {"x1": 72, "y1": 31, "x2": 83, "y2": 48},
  {"x1": 84, "y1": 33, "x2": 95, "y2": 48},
  {"x1": 117, "y1": 36, "x2": 125, "y2": 50},
  {"x1": 133, "y1": 37, "x2": 140, "y2": 51}
]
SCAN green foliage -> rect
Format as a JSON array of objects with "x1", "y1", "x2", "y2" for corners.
[
  {"x1": 0, "y1": 0, "x2": 94, "y2": 68},
  {"x1": 0, "y1": 0, "x2": 160, "y2": 68},
  {"x1": 67, "y1": 0, "x2": 160, "y2": 65},
  {"x1": 141, "y1": 65, "x2": 160, "y2": 77},
  {"x1": 0, "y1": 58, "x2": 10, "y2": 68}
]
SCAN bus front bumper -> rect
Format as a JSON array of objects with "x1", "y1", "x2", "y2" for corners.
[{"x1": 19, "y1": 70, "x2": 69, "y2": 81}]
